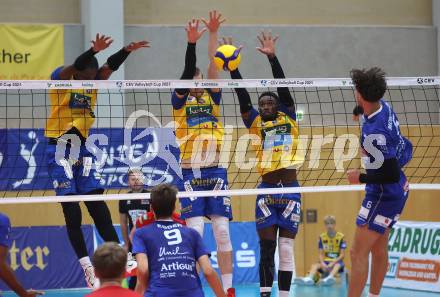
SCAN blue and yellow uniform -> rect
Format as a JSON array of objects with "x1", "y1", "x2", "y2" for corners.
[
  {"x1": 318, "y1": 232, "x2": 346, "y2": 272},
  {"x1": 172, "y1": 90, "x2": 231, "y2": 219},
  {"x1": 45, "y1": 66, "x2": 103, "y2": 196},
  {"x1": 357, "y1": 100, "x2": 412, "y2": 234},
  {"x1": 247, "y1": 104, "x2": 302, "y2": 234}
]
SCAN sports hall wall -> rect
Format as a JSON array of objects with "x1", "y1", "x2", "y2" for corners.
[{"x1": 1, "y1": 0, "x2": 439, "y2": 275}]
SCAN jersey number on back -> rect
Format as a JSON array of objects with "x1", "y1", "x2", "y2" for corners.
[{"x1": 164, "y1": 229, "x2": 182, "y2": 245}]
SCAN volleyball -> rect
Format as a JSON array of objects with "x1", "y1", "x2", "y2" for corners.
[{"x1": 213, "y1": 44, "x2": 242, "y2": 71}]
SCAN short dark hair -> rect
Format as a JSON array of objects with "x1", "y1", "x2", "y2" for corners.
[
  {"x1": 258, "y1": 91, "x2": 279, "y2": 103},
  {"x1": 92, "y1": 242, "x2": 126, "y2": 279},
  {"x1": 151, "y1": 184, "x2": 177, "y2": 218},
  {"x1": 350, "y1": 67, "x2": 387, "y2": 102}
]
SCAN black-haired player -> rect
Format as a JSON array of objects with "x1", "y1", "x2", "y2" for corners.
[
  {"x1": 225, "y1": 32, "x2": 301, "y2": 297},
  {"x1": 45, "y1": 33, "x2": 149, "y2": 288}
]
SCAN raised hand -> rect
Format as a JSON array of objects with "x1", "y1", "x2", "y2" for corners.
[
  {"x1": 218, "y1": 36, "x2": 243, "y2": 52},
  {"x1": 202, "y1": 10, "x2": 226, "y2": 33},
  {"x1": 125, "y1": 40, "x2": 150, "y2": 52},
  {"x1": 91, "y1": 33, "x2": 113, "y2": 53},
  {"x1": 256, "y1": 31, "x2": 279, "y2": 58},
  {"x1": 186, "y1": 19, "x2": 207, "y2": 44}
]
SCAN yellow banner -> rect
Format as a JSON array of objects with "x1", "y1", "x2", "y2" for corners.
[{"x1": 0, "y1": 24, "x2": 64, "y2": 80}]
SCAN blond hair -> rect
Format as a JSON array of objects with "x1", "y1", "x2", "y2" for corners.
[{"x1": 323, "y1": 215, "x2": 336, "y2": 225}]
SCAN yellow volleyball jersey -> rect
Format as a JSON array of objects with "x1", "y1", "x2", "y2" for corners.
[
  {"x1": 247, "y1": 110, "x2": 301, "y2": 175},
  {"x1": 319, "y1": 232, "x2": 346, "y2": 262},
  {"x1": 45, "y1": 88, "x2": 97, "y2": 138},
  {"x1": 45, "y1": 67, "x2": 98, "y2": 139},
  {"x1": 172, "y1": 90, "x2": 224, "y2": 161}
]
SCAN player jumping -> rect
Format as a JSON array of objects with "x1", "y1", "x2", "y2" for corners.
[
  {"x1": 45, "y1": 33, "x2": 149, "y2": 288},
  {"x1": 346, "y1": 67, "x2": 412, "y2": 297},
  {"x1": 171, "y1": 11, "x2": 233, "y2": 292},
  {"x1": 226, "y1": 32, "x2": 301, "y2": 297}
]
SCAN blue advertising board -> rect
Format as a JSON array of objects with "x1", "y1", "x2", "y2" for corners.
[
  {"x1": 0, "y1": 128, "x2": 181, "y2": 191},
  {"x1": 0, "y1": 225, "x2": 94, "y2": 290}
]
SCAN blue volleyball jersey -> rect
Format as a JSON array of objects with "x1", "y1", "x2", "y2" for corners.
[
  {"x1": 360, "y1": 100, "x2": 412, "y2": 199},
  {"x1": 0, "y1": 212, "x2": 11, "y2": 248},
  {"x1": 132, "y1": 221, "x2": 208, "y2": 297}
]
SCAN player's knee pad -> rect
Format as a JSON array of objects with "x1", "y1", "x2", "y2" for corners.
[
  {"x1": 211, "y1": 215, "x2": 232, "y2": 252},
  {"x1": 278, "y1": 237, "x2": 294, "y2": 271},
  {"x1": 61, "y1": 202, "x2": 82, "y2": 228},
  {"x1": 185, "y1": 216, "x2": 205, "y2": 237}
]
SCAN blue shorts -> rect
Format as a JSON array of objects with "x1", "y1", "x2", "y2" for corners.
[
  {"x1": 356, "y1": 189, "x2": 409, "y2": 234},
  {"x1": 177, "y1": 167, "x2": 232, "y2": 220},
  {"x1": 46, "y1": 142, "x2": 103, "y2": 196},
  {"x1": 255, "y1": 181, "x2": 301, "y2": 234}
]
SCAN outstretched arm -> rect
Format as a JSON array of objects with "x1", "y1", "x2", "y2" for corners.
[
  {"x1": 257, "y1": 31, "x2": 295, "y2": 114},
  {"x1": 98, "y1": 40, "x2": 150, "y2": 80},
  {"x1": 53, "y1": 33, "x2": 113, "y2": 80},
  {"x1": 218, "y1": 37, "x2": 256, "y2": 125},
  {"x1": 174, "y1": 19, "x2": 207, "y2": 99},
  {"x1": 203, "y1": 10, "x2": 225, "y2": 93},
  {"x1": 230, "y1": 68, "x2": 253, "y2": 118}
]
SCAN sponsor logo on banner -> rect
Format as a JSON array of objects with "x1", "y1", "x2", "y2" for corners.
[
  {"x1": 125, "y1": 81, "x2": 171, "y2": 88},
  {"x1": 417, "y1": 78, "x2": 436, "y2": 84},
  {"x1": 0, "y1": 24, "x2": 64, "y2": 80},
  {"x1": 0, "y1": 81, "x2": 23, "y2": 87},
  {"x1": 0, "y1": 226, "x2": 93, "y2": 290},
  {"x1": 373, "y1": 221, "x2": 440, "y2": 292},
  {"x1": 201, "y1": 82, "x2": 219, "y2": 87},
  {"x1": 0, "y1": 128, "x2": 180, "y2": 191},
  {"x1": 81, "y1": 82, "x2": 95, "y2": 88}
]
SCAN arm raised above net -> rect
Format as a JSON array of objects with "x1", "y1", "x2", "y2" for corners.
[
  {"x1": 257, "y1": 32, "x2": 296, "y2": 114},
  {"x1": 174, "y1": 19, "x2": 206, "y2": 99},
  {"x1": 203, "y1": 10, "x2": 225, "y2": 93},
  {"x1": 53, "y1": 33, "x2": 113, "y2": 80},
  {"x1": 98, "y1": 40, "x2": 150, "y2": 80},
  {"x1": 230, "y1": 68, "x2": 258, "y2": 127},
  {"x1": 268, "y1": 55, "x2": 295, "y2": 111}
]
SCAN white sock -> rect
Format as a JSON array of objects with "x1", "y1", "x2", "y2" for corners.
[
  {"x1": 79, "y1": 256, "x2": 92, "y2": 269},
  {"x1": 221, "y1": 273, "x2": 233, "y2": 291},
  {"x1": 279, "y1": 291, "x2": 290, "y2": 297},
  {"x1": 368, "y1": 294, "x2": 379, "y2": 297}
]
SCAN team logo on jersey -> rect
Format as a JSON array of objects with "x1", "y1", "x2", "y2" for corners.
[
  {"x1": 69, "y1": 93, "x2": 92, "y2": 109},
  {"x1": 186, "y1": 96, "x2": 197, "y2": 103}
]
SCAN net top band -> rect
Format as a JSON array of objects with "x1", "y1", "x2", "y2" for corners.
[{"x1": 0, "y1": 77, "x2": 439, "y2": 90}]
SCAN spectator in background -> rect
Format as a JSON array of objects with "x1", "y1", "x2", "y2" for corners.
[
  {"x1": 296, "y1": 215, "x2": 346, "y2": 286},
  {"x1": 85, "y1": 242, "x2": 141, "y2": 297},
  {"x1": 119, "y1": 168, "x2": 150, "y2": 290}
]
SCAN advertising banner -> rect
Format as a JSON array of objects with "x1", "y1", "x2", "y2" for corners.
[{"x1": 0, "y1": 24, "x2": 64, "y2": 80}]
